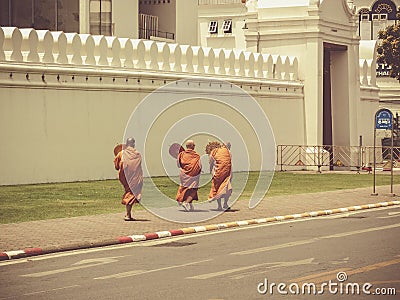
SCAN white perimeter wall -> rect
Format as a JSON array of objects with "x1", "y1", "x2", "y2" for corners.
[
  {"x1": 0, "y1": 73, "x2": 304, "y2": 185},
  {"x1": 0, "y1": 27, "x2": 303, "y2": 185}
]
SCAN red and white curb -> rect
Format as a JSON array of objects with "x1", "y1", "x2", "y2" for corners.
[{"x1": 1, "y1": 200, "x2": 399, "y2": 261}]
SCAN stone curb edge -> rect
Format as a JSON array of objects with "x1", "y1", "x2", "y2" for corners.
[{"x1": 1, "y1": 200, "x2": 399, "y2": 261}]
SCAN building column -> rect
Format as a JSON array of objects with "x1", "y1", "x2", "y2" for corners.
[{"x1": 302, "y1": 38, "x2": 324, "y2": 146}]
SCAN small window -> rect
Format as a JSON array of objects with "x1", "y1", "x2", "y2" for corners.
[
  {"x1": 380, "y1": 14, "x2": 387, "y2": 20},
  {"x1": 372, "y1": 14, "x2": 379, "y2": 20},
  {"x1": 208, "y1": 21, "x2": 218, "y2": 34},
  {"x1": 361, "y1": 14, "x2": 369, "y2": 21},
  {"x1": 222, "y1": 19, "x2": 232, "y2": 33}
]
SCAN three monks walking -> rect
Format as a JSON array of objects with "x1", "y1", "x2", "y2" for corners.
[{"x1": 114, "y1": 137, "x2": 232, "y2": 219}]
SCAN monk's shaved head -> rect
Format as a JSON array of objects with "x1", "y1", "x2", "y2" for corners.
[
  {"x1": 186, "y1": 139, "x2": 195, "y2": 149},
  {"x1": 126, "y1": 137, "x2": 135, "y2": 147}
]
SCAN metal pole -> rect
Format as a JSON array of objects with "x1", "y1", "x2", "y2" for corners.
[
  {"x1": 317, "y1": 145, "x2": 321, "y2": 173},
  {"x1": 277, "y1": 145, "x2": 281, "y2": 172},
  {"x1": 358, "y1": 135, "x2": 362, "y2": 174},
  {"x1": 391, "y1": 116, "x2": 394, "y2": 195},
  {"x1": 373, "y1": 122, "x2": 377, "y2": 195},
  {"x1": 371, "y1": 17, "x2": 373, "y2": 40}
]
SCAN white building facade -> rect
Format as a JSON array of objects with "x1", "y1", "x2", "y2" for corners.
[{"x1": 0, "y1": 0, "x2": 198, "y2": 45}]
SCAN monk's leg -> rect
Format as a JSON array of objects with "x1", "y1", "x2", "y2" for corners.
[
  {"x1": 217, "y1": 198, "x2": 222, "y2": 210},
  {"x1": 185, "y1": 195, "x2": 194, "y2": 211},
  {"x1": 223, "y1": 197, "x2": 230, "y2": 210},
  {"x1": 126, "y1": 203, "x2": 133, "y2": 219}
]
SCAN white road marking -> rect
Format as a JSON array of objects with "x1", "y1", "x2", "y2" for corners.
[
  {"x1": 23, "y1": 285, "x2": 80, "y2": 296},
  {"x1": 21, "y1": 256, "x2": 124, "y2": 278},
  {"x1": 0, "y1": 285, "x2": 82, "y2": 300},
  {"x1": 230, "y1": 223, "x2": 400, "y2": 256},
  {"x1": 378, "y1": 211, "x2": 400, "y2": 219},
  {"x1": 94, "y1": 258, "x2": 212, "y2": 280},
  {"x1": 331, "y1": 257, "x2": 350, "y2": 265},
  {"x1": 187, "y1": 258, "x2": 315, "y2": 280}
]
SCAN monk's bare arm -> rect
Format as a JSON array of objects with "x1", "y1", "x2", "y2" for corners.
[{"x1": 114, "y1": 152, "x2": 122, "y2": 170}]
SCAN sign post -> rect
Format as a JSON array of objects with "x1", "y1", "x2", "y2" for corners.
[{"x1": 373, "y1": 109, "x2": 394, "y2": 195}]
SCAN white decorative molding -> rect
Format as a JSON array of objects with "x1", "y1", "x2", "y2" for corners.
[
  {"x1": 181, "y1": 45, "x2": 194, "y2": 73},
  {"x1": 288, "y1": 56, "x2": 299, "y2": 81},
  {"x1": 360, "y1": 59, "x2": 368, "y2": 86},
  {"x1": 92, "y1": 35, "x2": 108, "y2": 66},
  {"x1": 118, "y1": 38, "x2": 134, "y2": 68},
  {"x1": 143, "y1": 40, "x2": 159, "y2": 70},
  {"x1": 203, "y1": 47, "x2": 215, "y2": 75},
  {"x1": 263, "y1": 54, "x2": 273, "y2": 79},
  {"x1": 271, "y1": 55, "x2": 282, "y2": 79},
  {"x1": 214, "y1": 48, "x2": 226, "y2": 76},
  {"x1": 0, "y1": 27, "x2": 302, "y2": 83},
  {"x1": 191, "y1": 46, "x2": 205, "y2": 74},
  {"x1": 65, "y1": 33, "x2": 82, "y2": 65},
  {"x1": 105, "y1": 36, "x2": 121, "y2": 67},
  {"x1": 254, "y1": 53, "x2": 264, "y2": 79},
  {"x1": 20, "y1": 28, "x2": 39, "y2": 62},
  {"x1": 131, "y1": 39, "x2": 146, "y2": 69},
  {"x1": 281, "y1": 56, "x2": 290, "y2": 81},
  {"x1": 224, "y1": 49, "x2": 236, "y2": 76},
  {"x1": 244, "y1": 51, "x2": 255, "y2": 78},
  {"x1": 168, "y1": 43, "x2": 182, "y2": 72},
  {"x1": 51, "y1": 31, "x2": 68, "y2": 64},
  {"x1": 37, "y1": 30, "x2": 54, "y2": 63},
  {"x1": 156, "y1": 42, "x2": 171, "y2": 71},
  {"x1": 233, "y1": 49, "x2": 245, "y2": 77},
  {"x1": 79, "y1": 34, "x2": 95, "y2": 65},
  {"x1": 3, "y1": 27, "x2": 23, "y2": 62}
]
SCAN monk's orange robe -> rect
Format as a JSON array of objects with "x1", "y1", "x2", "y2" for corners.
[
  {"x1": 208, "y1": 146, "x2": 232, "y2": 200},
  {"x1": 176, "y1": 149, "x2": 202, "y2": 203},
  {"x1": 114, "y1": 146, "x2": 143, "y2": 205}
]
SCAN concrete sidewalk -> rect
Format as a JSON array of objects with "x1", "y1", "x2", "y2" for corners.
[{"x1": 1, "y1": 185, "x2": 399, "y2": 259}]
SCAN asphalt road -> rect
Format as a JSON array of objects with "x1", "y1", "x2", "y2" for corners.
[{"x1": 0, "y1": 207, "x2": 399, "y2": 300}]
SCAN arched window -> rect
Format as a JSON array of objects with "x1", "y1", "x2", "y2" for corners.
[
  {"x1": 371, "y1": 0, "x2": 397, "y2": 20},
  {"x1": 358, "y1": 8, "x2": 370, "y2": 21}
]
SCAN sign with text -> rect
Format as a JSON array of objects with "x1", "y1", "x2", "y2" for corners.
[
  {"x1": 375, "y1": 109, "x2": 393, "y2": 130},
  {"x1": 376, "y1": 63, "x2": 392, "y2": 77}
]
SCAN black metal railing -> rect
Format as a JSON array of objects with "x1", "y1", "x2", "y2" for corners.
[
  {"x1": 198, "y1": 0, "x2": 244, "y2": 5},
  {"x1": 277, "y1": 144, "x2": 400, "y2": 173},
  {"x1": 139, "y1": 28, "x2": 175, "y2": 40}
]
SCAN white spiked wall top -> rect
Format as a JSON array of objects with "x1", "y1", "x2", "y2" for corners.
[{"x1": 0, "y1": 27, "x2": 301, "y2": 83}]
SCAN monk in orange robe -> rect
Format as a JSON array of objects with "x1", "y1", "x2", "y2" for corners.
[
  {"x1": 114, "y1": 137, "x2": 143, "y2": 221},
  {"x1": 176, "y1": 140, "x2": 202, "y2": 211},
  {"x1": 208, "y1": 142, "x2": 232, "y2": 211}
]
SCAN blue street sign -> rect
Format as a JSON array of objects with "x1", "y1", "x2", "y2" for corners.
[{"x1": 375, "y1": 109, "x2": 393, "y2": 130}]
